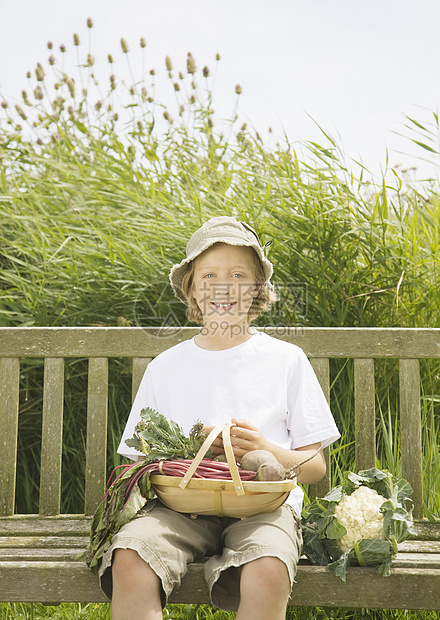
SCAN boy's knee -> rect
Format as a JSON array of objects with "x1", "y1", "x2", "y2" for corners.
[
  {"x1": 241, "y1": 556, "x2": 290, "y2": 592},
  {"x1": 113, "y1": 548, "x2": 140, "y2": 572},
  {"x1": 112, "y1": 548, "x2": 158, "y2": 587}
]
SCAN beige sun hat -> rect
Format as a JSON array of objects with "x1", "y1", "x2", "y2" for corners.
[{"x1": 169, "y1": 216, "x2": 273, "y2": 303}]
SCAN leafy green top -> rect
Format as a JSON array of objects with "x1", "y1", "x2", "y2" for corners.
[
  {"x1": 79, "y1": 408, "x2": 206, "y2": 575},
  {"x1": 125, "y1": 407, "x2": 207, "y2": 460}
]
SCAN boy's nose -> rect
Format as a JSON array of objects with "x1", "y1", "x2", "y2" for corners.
[{"x1": 214, "y1": 283, "x2": 231, "y2": 295}]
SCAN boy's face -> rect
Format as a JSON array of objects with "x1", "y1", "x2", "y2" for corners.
[{"x1": 192, "y1": 243, "x2": 259, "y2": 329}]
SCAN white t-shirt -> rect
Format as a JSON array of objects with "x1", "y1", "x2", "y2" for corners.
[{"x1": 118, "y1": 331, "x2": 340, "y2": 514}]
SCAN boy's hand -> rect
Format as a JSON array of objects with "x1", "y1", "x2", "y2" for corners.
[
  {"x1": 229, "y1": 418, "x2": 270, "y2": 460},
  {"x1": 203, "y1": 419, "x2": 270, "y2": 460}
]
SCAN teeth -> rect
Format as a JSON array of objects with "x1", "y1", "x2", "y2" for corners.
[{"x1": 214, "y1": 302, "x2": 232, "y2": 308}]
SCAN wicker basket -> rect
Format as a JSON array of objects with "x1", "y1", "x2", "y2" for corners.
[{"x1": 151, "y1": 422, "x2": 297, "y2": 518}]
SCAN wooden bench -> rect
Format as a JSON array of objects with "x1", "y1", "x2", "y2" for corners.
[{"x1": 1, "y1": 326, "x2": 439, "y2": 609}]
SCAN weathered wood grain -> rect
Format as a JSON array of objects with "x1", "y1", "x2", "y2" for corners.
[
  {"x1": 0, "y1": 515, "x2": 436, "y2": 540},
  {"x1": 132, "y1": 357, "x2": 152, "y2": 403},
  {"x1": 0, "y1": 536, "x2": 88, "y2": 549},
  {"x1": 0, "y1": 357, "x2": 20, "y2": 517},
  {"x1": 309, "y1": 357, "x2": 331, "y2": 498},
  {"x1": 354, "y1": 358, "x2": 376, "y2": 471},
  {"x1": 1, "y1": 327, "x2": 440, "y2": 358},
  {"x1": 0, "y1": 516, "x2": 91, "y2": 535},
  {"x1": 39, "y1": 358, "x2": 64, "y2": 516},
  {"x1": 84, "y1": 358, "x2": 108, "y2": 516},
  {"x1": 400, "y1": 359, "x2": 424, "y2": 520},
  {"x1": 1, "y1": 561, "x2": 440, "y2": 608},
  {"x1": 290, "y1": 565, "x2": 440, "y2": 610},
  {"x1": 0, "y1": 548, "x2": 79, "y2": 561}
]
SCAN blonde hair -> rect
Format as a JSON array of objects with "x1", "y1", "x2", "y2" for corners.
[{"x1": 180, "y1": 245, "x2": 277, "y2": 325}]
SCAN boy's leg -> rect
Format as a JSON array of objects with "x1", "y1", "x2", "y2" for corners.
[
  {"x1": 205, "y1": 505, "x2": 302, "y2": 613},
  {"x1": 237, "y1": 556, "x2": 291, "y2": 620},
  {"x1": 99, "y1": 500, "x2": 224, "y2": 610},
  {"x1": 111, "y1": 549, "x2": 163, "y2": 620}
]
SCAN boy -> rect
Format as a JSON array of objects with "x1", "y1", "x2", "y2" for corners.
[{"x1": 100, "y1": 216, "x2": 340, "y2": 620}]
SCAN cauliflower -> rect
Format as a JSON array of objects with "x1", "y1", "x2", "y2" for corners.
[
  {"x1": 301, "y1": 468, "x2": 415, "y2": 582},
  {"x1": 334, "y1": 486, "x2": 386, "y2": 552}
]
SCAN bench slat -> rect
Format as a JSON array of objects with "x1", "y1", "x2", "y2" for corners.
[
  {"x1": 309, "y1": 358, "x2": 331, "y2": 498},
  {"x1": 0, "y1": 516, "x2": 91, "y2": 535},
  {"x1": 84, "y1": 358, "x2": 108, "y2": 516},
  {"x1": 290, "y1": 565, "x2": 440, "y2": 610},
  {"x1": 39, "y1": 358, "x2": 65, "y2": 516},
  {"x1": 0, "y1": 357, "x2": 20, "y2": 517},
  {"x1": 1, "y1": 561, "x2": 440, "y2": 609},
  {"x1": 1, "y1": 516, "x2": 436, "y2": 540},
  {"x1": 132, "y1": 357, "x2": 152, "y2": 404},
  {"x1": 399, "y1": 540, "x2": 440, "y2": 552},
  {"x1": 354, "y1": 358, "x2": 376, "y2": 471},
  {"x1": 399, "y1": 359, "x2": 424, "y2": 519},
  {"x1": 0, "y1": 536, "x2": 88, "y2": 549},
  {"x1": 1, "y1": 327, "x2": 439, "y2": 359},
  {"x1": 0, "y1": 549, "x2": 79, "y2": 561}
]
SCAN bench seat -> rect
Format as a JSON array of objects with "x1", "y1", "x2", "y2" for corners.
[{"x1": 0, "y1": 516, "x2": 439, "y2": 609}]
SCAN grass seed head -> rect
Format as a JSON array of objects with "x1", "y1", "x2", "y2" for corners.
[
  {"x1": 187, "y1": 54, "x2": 196, "y2": 74},
  {"x1": 67, "y1": 79, "x2": 75, "y2": 98},
  {"x1": 35, "y1": 63, "x2": 45, "y2": 82},
  {"x1": 15, "y1": 104, "x2": 27, "y2": 120}
]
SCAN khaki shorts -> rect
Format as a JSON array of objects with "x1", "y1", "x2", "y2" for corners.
[{"x1": 99, "y1": 499, "x2": 303, "y2": 612}]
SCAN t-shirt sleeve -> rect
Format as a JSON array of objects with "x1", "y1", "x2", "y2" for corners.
[
  {"x1": 117, "y1": 364, "x2": 158, "y2": 461},
  {"x1": 286, "y1": 349, "x2": 340, "y2": 450}
]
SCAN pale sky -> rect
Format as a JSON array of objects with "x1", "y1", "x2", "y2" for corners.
[{"x1": 1, "y1": 0, "x2": 440, "y2": 179}]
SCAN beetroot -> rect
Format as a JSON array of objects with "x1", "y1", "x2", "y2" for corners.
[{"x1": 240, "y1": 450, "x2": 279, "y2": 472}]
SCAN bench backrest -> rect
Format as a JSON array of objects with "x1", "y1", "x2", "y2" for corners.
[{"x1": 1, "y1": 327, "x2": 439, "y2": 520}]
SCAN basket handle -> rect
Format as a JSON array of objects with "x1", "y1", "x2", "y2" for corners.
[
  {"x1": 178, "y1": 422, "x2": 245, "y2": 496},
  {"x1": 221, "y1": 423, "x2": 245, "y2": 496}
]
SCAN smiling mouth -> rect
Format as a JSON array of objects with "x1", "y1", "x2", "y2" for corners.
[{"x1": 211, "y1": 301, "x2": 236, "y2": 310}]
